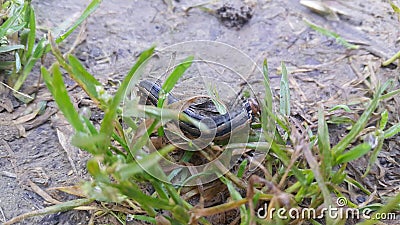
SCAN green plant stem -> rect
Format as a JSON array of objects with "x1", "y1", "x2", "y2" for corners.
[
  {"x1": 382, "y1": 50, "x2": 400, "y2": 66},
  {"x1": 3, "y1": 198, "x2": 94, "y2": 225}
]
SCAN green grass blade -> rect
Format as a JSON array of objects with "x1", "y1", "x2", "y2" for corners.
[
  {"x1": 379, "y1": 110, "x2": 388, "y2": 130},
  {"x1": 128, "y1": 120, "x2": 159, "y2": 157},
  {"x1": 41, "y1": 65, "x2": 85, "y2": 132},
  {"x1": 279, "y1": 62, "x2": 290, "y2": 116},
  {"x1": 269, "y1": 142, "x2": 307, "y2": 185},
  {"x1": 15, "y1": 52, "x2": 21, "y2": 72},
  {"x1": 51, "y1": 64, "x2": 85, "y2": 132},
  {"x1": 205, "y1": 83, "x2": 227, "y2": 114},
  {"x1": 55, "y1": 0, "x2": 102, "y2": 43},
  {"x1": 14, "y1": 37, "x2": 47, "y2": 90},
  {"x1": 99, "y1": 46, "x2": 155, "y2": 139},
  {"x1": 221, "y1": 177, "x2": 248, "y2": 223},
  {"x1": 3, "y1": 198, "x2": 94, "y2": 225},
  {"x1": 158, "y1": 56, "x2": 194, "y2": 107},
  {"x1": 68, "y1": 54, "x2": 104, "y2": 103},
  {"x1": 155, "y1": 55, "x2": 193, "y2": 136},
  {"x1": 344, "y1": 176, "x2": 371, "y2": 195},
  {"x1": 335, "y1": 143, "x2": 372, "y2": 165},
  {"x1": 26, "y1": 5, "x2": 36, "y2": 59},
  {"x1": 390, "y1": 0, "x2": 400, "y2": 18},
  {"x1": 116, "y1": 145, "x2": 175, "y2": 180},
  {"x1": 7, "y1": 23, "x2": 26, "y2": 36},
  {"x1": 332, "y1": 80, "x2": 391, "y2": 156},
  {"x1": 111, "y1": 132, "x2": 129, "y2": 152},
  {"x1": 331, "y1": 164, "x2": 347, "y2": 185},
  {"x1": 0, "y1": 6, "x2": 24, "y2": 38},
  {"x1": 384, "y1": 123, "x2": 400, "y2": 138},
  {"x1": 364, "y1": 133, "x2": 384, "y2": 177},
  {"x1": 87, "y1": 158, "x2": 109, "y2": 182},
  {"x1": 0, "y1": 44, "x2": 24, "y2": 53},
  {"x1": 329, "y1": 104, "x2": 352, "y2": 113},
  {"x1": 318, "y1": 107, "x2": 332, "y2": 178},
  {"x1": 83, "y1": 117, "x2": 98, "y2": 135},
  {"x1": 150, "y1": 180, "x2": 169, "y2": 200},
  {"x1": 304, "y1": 19, "x2": 359, "y2": 50},
  {"x1": 261, "y1": 59, "x2": 275, "y2": 144},
  {"x1": 115, "y1": 181, "x2": 173, "y2": 212},
  {"x1": 237, "y1": 159, "x2": 248, "y2": 178},
  {"x1": 124, "y1": 101, "x2": 208, "y2": 132},
  {"x1": 41, "y1": 66, "x2": 54, "y2": 93},
  {"x1": 71, "y1": 133, "x2": 107, "y2": 154},
  {"x1": 303, "y1": 143, "x2": 334, "y2": 225},
  {"x1": 380, "y1": 88, "x2": 400, "y2": 100},
  {"x1": 130, "y1": 215, "x2": 156, "y2": 224},
  {"x1": 382, "y1": 50, "x2": 400, "y2": 66}
]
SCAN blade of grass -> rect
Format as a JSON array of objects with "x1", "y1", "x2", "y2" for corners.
[
  {"x1": 237, "y1": 159, "x2": 248, "y2": 178},
  {"x1": 71, "y1": 133, "x2": 107, "y2": 154},
  {"x1": 329, "y1": 104, "x2": 352, "y2": 113},
  {"x1": 3, "y1": 198, "x2": 94, "y2": 225},
  {"x1": 0, "y1": 5, "x2": 24, "y2": 38},
  {"x1": 130, "y1": 215, "x2": 156, "y2": 224},
  {"x1": 99, "y1": 46, "x2": 155, "y2": 141},
  {"x1": 205, "y1": 83, "x2": 227, "y2": 114},
  {"x1": 335, "y1": 143, "x2": 372, "y2": 165},
  {"x1": 304, "y1": 19, "x2": 359, "y2": 50},
  {"x1": 379, "y1": 110, "x2": 388, "y2": 130},
  {"x1": 331, "y1": 164, "x2": 347, "y2": 185},
  {"x1": 221, "y1": 176, "x2": 248, "y2": 223},
  {"x1": 269, "y1": 142, "x2": 307, "y2": 185},
  {"x1": 380, "y1": 88, "x2": 400, "y2": 100},
  {"x1": 384, "y1": 123, "x2": 400, "y2": 138},
  {"x1": 382, "y1": 50, "x2": 400, "y2": 66},
  {"x1": 261, "y1": 59, "x2": 275, "y2": 146},
  {"x1": 86, "y1": 158, "x2": 110, "y2": 182},
  {"x1": 14, "y1": 37, "x2": 47, "y2": 91},
  {"x1": 279, "y1": 62, "x2": 290, "y2": 116},
  {"x1": 344, "y1": 177, "x2": 371, "y2": 195},
  {"x1": 124, "y1": 101, "x2": 208, "y2": 132},
  {"x1": 15, "y1": 51, "x2": 21, "y2": 72},
  {"x1": 390, "y1": 0, "x2": 400, "y2": 16},
  {"x1": 55, "y1": 0, "x2": 101, "y2": 43},
  {"x1": 332, "y1": 80, "x2": 391, "y2": 156},
  {"x1": 156, "y1": 56, "x2": 193, "y2": 136},
  {"x1": 114, "y1": 181, "x2": 173, "y2": 215},
  {"x1": 116, "y1": 145, "x2": 175, "y2": 180},
  {"x1": 364, "y1": 135, "x2": 385, "y2": 177},
  {"x1": 25, "y1": 4, "x2": 36, "y2": 60},
  {"x1": 318, "y1": 107, "x2": 332, "y2": 178},
  {"x1": 41, "y1": 65, "x2": 85, "y2": 132},
  {"x1": 149, "y1": 180, "x2": 169, "y2": 200},
  {"x1": 68, "y1": 54, "x2": 104, "y2": 104},
  {"x1": 157, "y1": 56, "x2": 194, "y2": 107},
  {"x1": 0, "y1": 44, "x2": 24, "y2": 53}
]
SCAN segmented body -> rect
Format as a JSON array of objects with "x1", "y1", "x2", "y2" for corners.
[{"x1": 137, "y1": 80, "x2": 260, "y2": 140}]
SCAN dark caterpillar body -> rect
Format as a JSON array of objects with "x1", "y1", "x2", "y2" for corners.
[{"x1": 137, "y1": 80, "x2": 260, "y2": 140}]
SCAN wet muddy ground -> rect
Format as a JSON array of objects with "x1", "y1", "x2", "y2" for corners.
[{"x1": 0, "y1": 0, "x2": 399, "y2": 224}]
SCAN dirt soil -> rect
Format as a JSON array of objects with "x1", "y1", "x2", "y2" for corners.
[{"x1": 0, "y1": 0, "x2": 399, "y2": 224}]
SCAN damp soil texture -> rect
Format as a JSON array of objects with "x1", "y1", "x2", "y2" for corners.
[{"x1": 0, "y1": 0, "x2": 399, "y2": 224}]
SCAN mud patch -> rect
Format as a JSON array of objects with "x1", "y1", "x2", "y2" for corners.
[{"x1": 216, "y1": 4, "x2": 253, "y2": 29}]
